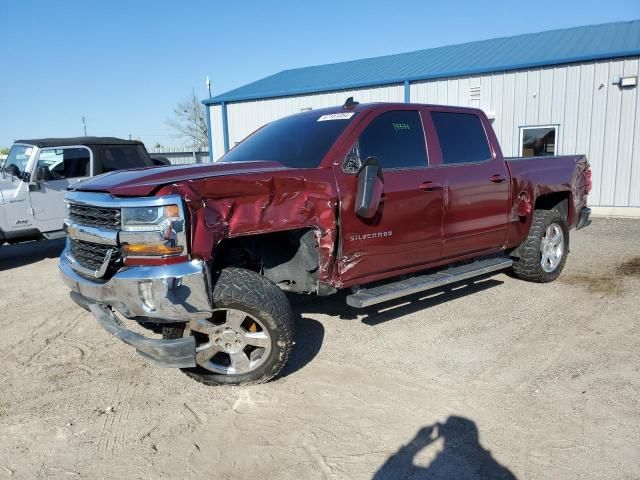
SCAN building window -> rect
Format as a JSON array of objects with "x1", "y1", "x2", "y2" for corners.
[{"x1": 519, "y1": 125, "x2": 558, "y2": 157}]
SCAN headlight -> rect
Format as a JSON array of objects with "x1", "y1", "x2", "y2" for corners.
[
  {"x1": 120, "y1": 202, "x2": 187, "y2": 259},
  {"x1": 121, "y1": 205, "x2": 180, "y2": 231}
]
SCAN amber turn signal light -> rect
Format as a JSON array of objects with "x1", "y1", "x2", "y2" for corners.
[
  {"x1": 123, "y1": 244, "x2": 184, "y2": 256},
  {"x1": 164, "y1": 204, "x2": 180, "y2": 218}
]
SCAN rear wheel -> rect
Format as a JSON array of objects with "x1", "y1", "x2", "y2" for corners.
[
  {"x1": 164, "y1": 267, "x2": 294, "y2": 385},
  {"x1": 512, "y1": 209, "x2": 569, "y2": 283}
]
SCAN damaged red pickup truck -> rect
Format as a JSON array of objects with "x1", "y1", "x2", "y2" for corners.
[{"x1": 60, "y1": 100, "x2": 591, "y2": 385}]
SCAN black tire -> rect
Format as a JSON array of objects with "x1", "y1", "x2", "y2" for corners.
[
  {"x1": 164, "y1": 267, "x2": 294, "y2": 386},
  {"x1": 512, "y1": 209, "x2": 569, "y2": 283}
]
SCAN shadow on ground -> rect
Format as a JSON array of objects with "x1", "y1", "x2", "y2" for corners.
[
  {"x1": 0, "y1": 238, "x2": 65, "y2": 271},
  {"x1": 282, "y1": 276, "x2": 503, "y2": 376},
  {"x1": 280, "y1": 314, "x2": 325, "y2": 378},
  {"x1": 291, "y1": 276, "x2": 504, "y2": 325},
  {"x1": 373, "y1": 416, "x2": 517, "y2": 480}
]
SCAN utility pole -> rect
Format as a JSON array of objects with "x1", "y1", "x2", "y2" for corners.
[{"x1": 82, "y1": 116, "x2": 87, "y2": 136}]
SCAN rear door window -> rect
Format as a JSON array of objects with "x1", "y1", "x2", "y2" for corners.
[
  {"x1": 352, "y1": 110, "x2": 428, "y2": 170},
  {"x1": 431, "y1": 112, "x2": 492, "y2": 165},
  {"x1": 97, "y1": 145, "x2": 154, "y2": 174}
]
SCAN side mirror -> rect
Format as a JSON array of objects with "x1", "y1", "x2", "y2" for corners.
[
  {"x1": 37, "y1": 165, "x2": 53, "y2": 181},
  {"x1": 151, "y1": 157, "x2": 171, "y2": 166},
  {"x1": 355, "y1": 156, "x2": 384, "y2": 218},
  {"x1": 5, "y1": 163, "x2": 20, "y2": 178}
]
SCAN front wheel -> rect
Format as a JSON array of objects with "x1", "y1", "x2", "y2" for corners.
[
  {"x1": 512, "y1": 209, "x2": 569, "y2": 283},
  {"x1": 164, "y1": 267, "x2": 294, "y2": 385}
]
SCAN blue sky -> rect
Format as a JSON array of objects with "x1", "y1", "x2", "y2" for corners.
[{"x1": 1, "y1": 0, "x2": 638, "y2": 149}]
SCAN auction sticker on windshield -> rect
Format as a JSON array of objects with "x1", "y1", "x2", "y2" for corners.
[{"x1": 317, "y1": 113, "x2": 355, "y2": 121}]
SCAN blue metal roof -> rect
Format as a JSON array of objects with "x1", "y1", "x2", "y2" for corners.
[{"x1": 204, "y1": 20, "x2": 640, "y2": 105}]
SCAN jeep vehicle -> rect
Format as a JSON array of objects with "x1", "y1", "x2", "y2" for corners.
[
  {"x1": 59, "y1": 101, "x2": 591, "y2": 386},
  {"x1": 0, "y1": 137, "x2": 169, "y2": 245}
]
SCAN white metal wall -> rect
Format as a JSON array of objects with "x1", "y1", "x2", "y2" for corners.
[
  {"x1": 410, "y1": 57, "x2": 640, "y2": 208},
  {"x1": 209, "y1": 57, "x2": 640, "y2": 207},
  {"x1": 209, "y1": 104, "x2": 225, "y2": 161}
]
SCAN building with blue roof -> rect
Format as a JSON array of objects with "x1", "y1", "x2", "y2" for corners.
[{"x1": 205, "y1": 20, "x2": 640, "y2": 211}]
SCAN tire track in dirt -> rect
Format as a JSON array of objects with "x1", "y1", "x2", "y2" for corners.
[
  {"x1": 18, "y1": 310, "x2": 85, "y2": 367},
  {"x1": 97, "y1": 377, "x2": 139, "y2": 456}
]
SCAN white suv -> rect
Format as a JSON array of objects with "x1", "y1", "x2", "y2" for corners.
[{"x1": 0, "y1": 137, "x2": 167, "y2": 245}]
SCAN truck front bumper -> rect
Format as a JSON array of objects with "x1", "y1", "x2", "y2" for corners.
[
  {"x1": 88, "y1": 301, "x2": 196, "y2": 368},
  {"x1": 60, "y1": 252, "x2": 212, "y2": 321},
  {"x1": 59, "y1": 253, "x2": 211, "y2": 368}
]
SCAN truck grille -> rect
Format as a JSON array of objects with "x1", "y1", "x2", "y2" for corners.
[
  {"x1": 70, "y1": 238, "x2": 122, "y2": 279},
  {"x1": 68, "y1": 204, "x2": 121, "y2": 229}
]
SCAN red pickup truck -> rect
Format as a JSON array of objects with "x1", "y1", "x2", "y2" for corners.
[{"x1": 60, "y1": 100, "x2": 591, "y2": 385}]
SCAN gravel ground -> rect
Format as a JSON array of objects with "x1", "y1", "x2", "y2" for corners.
[{"x1": 0, "y1": 218, "x2": 638, "y2": 479}]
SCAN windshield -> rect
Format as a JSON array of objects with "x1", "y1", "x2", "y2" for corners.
[
  {"x1": 220, "y1": 111, "x2": 357, "y2": 168},
  {"x1": 0, "y1": 144, "x2": 33, "y2": 180}
]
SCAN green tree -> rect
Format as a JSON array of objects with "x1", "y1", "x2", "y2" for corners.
[{"x1": 0, "y1": 147, "x2": 9, "y2": 155}]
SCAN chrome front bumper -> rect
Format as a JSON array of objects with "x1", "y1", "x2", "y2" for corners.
[{"x1": 59, "y1": 251, "x2": 212, "y2": 321}]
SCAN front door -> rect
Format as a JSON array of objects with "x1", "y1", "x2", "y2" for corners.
[
  {"x1": 428, "y1": 109, "x2": 510, "y2": 258},
  {"x1": 333, "y1": 109, "x2": 445, "y2": 285},
  {"x1": 29, "y1": 146, "x2": 92, "y2": 233}
]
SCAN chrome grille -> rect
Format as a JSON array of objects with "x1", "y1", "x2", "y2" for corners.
[
  {"x1": 70, "y1": 239, "x2": 122, "y2": 278},
  {"x1": 68, "y1": 204, "x2": 121, "y2": 229}
]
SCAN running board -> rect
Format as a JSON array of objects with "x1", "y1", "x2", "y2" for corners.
[
  {"x1": 42, "y1": 230, "x2": 66, "y2": 240},
  {"x1": 346, "y1": 257, "x2": 513, "y2": 309}
]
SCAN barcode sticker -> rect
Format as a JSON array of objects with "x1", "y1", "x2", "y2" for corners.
[{"x1": 317, "y1": 113, "x2": 355, "y2": 121}]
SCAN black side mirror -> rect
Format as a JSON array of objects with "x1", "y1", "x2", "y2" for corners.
[
  {"x1": 151, "y1": 157, "x2": 171, "y2": 166},
  {"x1": 355, "y1": 156, "x2": 384, "y2": 218},
  {"x1": 5, "y1": 163, "x2": 20, "y2": 178},
  {"x1": 37, "y1": 165, "x2": 53, "y2": 181}
]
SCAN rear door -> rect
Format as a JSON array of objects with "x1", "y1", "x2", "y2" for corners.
[
  {"x1": 333, "y1": 108, "x2": 445, "y2": 284},
  {"x1": 29, "y1": 146, "x2": 92, "y2": 232},
  {"x1": 428, "y1": 108, "x2": 510, "y2": 258}
]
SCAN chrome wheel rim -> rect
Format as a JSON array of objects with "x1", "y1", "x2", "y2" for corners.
[
  {"x1": 184, "y1": 308, "x2": 272, "y2": 375},
  {"x1": 540, "y1": 223, "x2": 564, "y2": 273}
]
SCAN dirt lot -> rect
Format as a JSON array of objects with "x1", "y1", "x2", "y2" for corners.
[{"x1": 0, "y1": 218, "x2": 639, "y2": 479}]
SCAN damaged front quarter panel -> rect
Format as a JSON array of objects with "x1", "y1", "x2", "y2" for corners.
[{"x1": 156, "y1": 168, "x2": 340, "y2": 284}]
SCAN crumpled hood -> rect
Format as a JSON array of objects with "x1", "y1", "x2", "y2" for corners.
[{"x1": 71, "y1": 160, "x2": 288, "y2": 197}]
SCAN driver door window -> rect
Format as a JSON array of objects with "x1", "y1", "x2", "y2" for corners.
[
  {"x1": 37, "y1": 148, "x2": 91, "y2": 180},
  {"x1": 344, "y1": 110, "x2": 428, "y2": 172}
]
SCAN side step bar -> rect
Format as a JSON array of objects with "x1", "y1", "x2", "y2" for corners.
[
  {"x1": 42, "y1": 230, "x2": 66, "y2": 240},
  {"x1": 346, "y1": 257, "x2": 513, "y2": 308}
]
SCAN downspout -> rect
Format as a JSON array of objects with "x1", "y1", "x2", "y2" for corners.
[
  {"x1": 205, "y1": 105, "x2": 213, "y2": 163},
  {"x1": 404, "y1": 80, "x2": 410, "y2": 103},
  {"x1": 221, "y1": 101, "x2": 230, "y2": 153}
]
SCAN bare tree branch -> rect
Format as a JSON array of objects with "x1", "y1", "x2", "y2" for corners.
[{"x1": 165, "y1": 91, "x2": 208, "y2": 150}]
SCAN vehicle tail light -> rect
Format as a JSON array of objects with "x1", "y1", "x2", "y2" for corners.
[{"x1": 585, "y1": 167, "x2": 592, "y2": 194}]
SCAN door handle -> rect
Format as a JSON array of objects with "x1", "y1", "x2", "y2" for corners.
[
  {"x1": 489, "y1": 174, "x2": 507, "y2": 183},
  {"x1": 419, "y1": 181, "x2": 443, "y2": 191}
]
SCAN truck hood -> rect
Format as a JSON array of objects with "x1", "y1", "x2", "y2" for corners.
[{"x1": 72, "y1": 160, "x2": 288, "y2": 197}]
